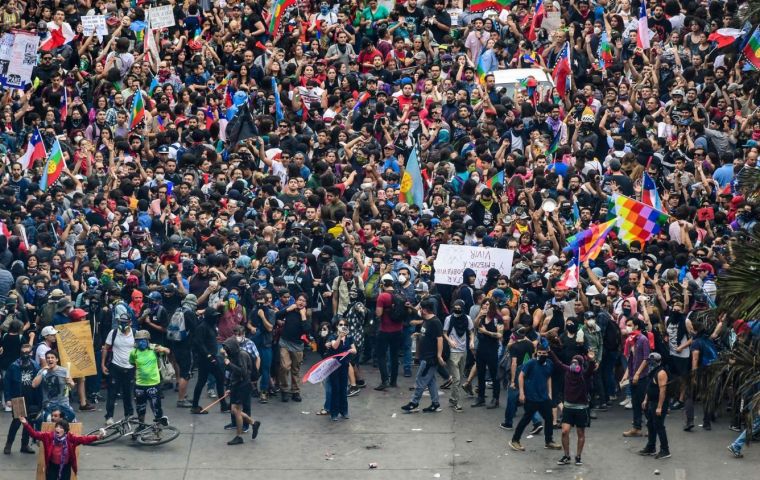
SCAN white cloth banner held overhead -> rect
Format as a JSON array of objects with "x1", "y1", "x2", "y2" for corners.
[
  {"x1": 149, "y1": 5, "x2": 176, "y2": 29},
  {"x1": 433, "y1": 245, "x2": 514, "y2": 287},
  {"x1": 4, "y1": 32, "x2": 39, "y2": 89}
]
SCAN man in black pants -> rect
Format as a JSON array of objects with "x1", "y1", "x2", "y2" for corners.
[
  {"x1": 639, "y1": 352, "x2": 671, "y2": 459},
  {"x1": 191, "y1": 308, "x2": 229, "y2": 414},
  {"x1": 509, "y1": 344, "x2": 562, "y2": 451},
  {"x1": 374, "y1": 274, "x2": 404, "y2": 391},
  {"x1": 102, "y1": 315, "x2": 136, "y2": 424},
  {"x1": 4, "y1": 343, "x2": 40, "y2": 454}
]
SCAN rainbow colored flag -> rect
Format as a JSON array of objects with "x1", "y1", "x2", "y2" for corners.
[
  {"x1": 607, "y1": 193, "x2": 669, "y2": 245},
  {"x1": 485, "y1": 170, "x2": 505, "y2": 189},
  {"x1": 400, "y1": 146, "x2": 424, "y2": 207},
  {"x1": 598, "y1": 32, "x2": 613, "y2": 69},
  {"x1": 129, "y1": 89, "x2": 145, "y2": 131},
  {"x1": 40, "y1": 138, "x2": 64, "y2": 192},
  {"x1": 269, "y1": 0, "x2": 297, "y2": 39},
  {"x1": 470, "y1": 0, "x2": 512, "y2": 13},
  {"x1": 476, "y1": 53, "x2": 487, "y2": 84},
  {"x1": 743, "y1": 26, "x2": 760, "y2": 70},
  {"x1": 564, "y1": 219, "x2": 616, "y2": 262}
]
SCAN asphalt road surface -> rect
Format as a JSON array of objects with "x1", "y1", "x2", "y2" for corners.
[{"x1": 1, "y1": 364, "x2": 757, "y2": 480}]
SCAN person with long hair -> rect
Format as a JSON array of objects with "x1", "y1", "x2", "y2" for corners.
[
  {"x1": 471, "y1": 297, "x2": 503, "y2": 409},
  {"x1": 19, "y1": 416, "x2": 104, "y2": 480}
]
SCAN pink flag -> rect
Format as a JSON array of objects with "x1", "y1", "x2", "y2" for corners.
[{"x1": 302, "y1": 351, "x2": 351, "y2": 384}]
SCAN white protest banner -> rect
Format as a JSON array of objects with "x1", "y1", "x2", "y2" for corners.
[
  {"x1": 81, "y1": 15, "x2": 107, "y2": 36},
  {"x1": 0, "y1": 33, "x2": 13, "y2": 83},
  {"x1": 3, "y1": 32, "x2": 39, "y2": 89},
  {"x1": 433, "y1": 245, "x2": 514, "y2": 287},
  {"x1": 149, "y1": 5, "x2": 176, "y2": 30},
  {"x1": 543, "y1": 11, "x2": 561, "y2": 33}
]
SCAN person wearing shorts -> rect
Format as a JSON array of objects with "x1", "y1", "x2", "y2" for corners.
[{"x1": 168, "y1": 294, "x2": 198, "y2": 408}]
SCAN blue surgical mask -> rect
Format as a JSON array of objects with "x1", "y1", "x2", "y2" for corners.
[
  {"x1": 136, "y1": 339, "x2": 149, "y2": 350},
  {"x1": 287, "y1": 260, "x2": 297, "y2": 268},
  {"x1": 321, "y1": 6, "x2": 329, "y2": 14}
]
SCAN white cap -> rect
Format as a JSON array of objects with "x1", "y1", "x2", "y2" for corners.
[
  {"x1": 381, "y1": 274, "x2": 395, "y2": 283},
  {"x1": 41, "y1": 326, "x2": 58, "y2": 337},
  {"x1": 585, "y1": 285, "x2": 600, "y2": 296}
]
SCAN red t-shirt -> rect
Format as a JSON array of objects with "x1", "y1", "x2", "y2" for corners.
[{"x1": 377, "y1": 291, "x2": 402, "y2": 333}]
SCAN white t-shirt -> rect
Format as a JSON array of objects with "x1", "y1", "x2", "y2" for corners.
[
  {"x1": 35, "y1": 343, "x2": 52, "y2": 366},
  {"x1": 106, "y1": 328, "x2": 135, "y2": 369}
]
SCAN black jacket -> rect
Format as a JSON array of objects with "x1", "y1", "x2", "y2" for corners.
[{"x1": 193, "y1": 311, "x2": 220, "y2": 360}]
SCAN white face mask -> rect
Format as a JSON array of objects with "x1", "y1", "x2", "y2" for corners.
[
  {"x1": 398, "y1": 274, "x2": 408, "y2": 284},
  {"x1": 594, "y1": 26, "x2": 602, "y2": 35},
  {"x1": 586, "y1": 320, "x2": 596, "y2": 329},
  {"x1": 320, "y1": 329, "x2": 328, "y2": 337},
  {"x1": 235, "y1": 336, "x2": 244, "y2": 343},
  {"x1": 209, "y1": 280, "x2": 218, "y2": 288},
  {"x1": 155, "y1": 173, "x2": 164, "y2": 181},
  {"x1": 625, "y1": 326, "x2": 633, "y2": 334}
]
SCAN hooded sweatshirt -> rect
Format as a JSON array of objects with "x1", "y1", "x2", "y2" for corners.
[
  {"x1": 222, "y1": 337, "x2": 252, "y2": 389},
  {"x1": 456, "y1": 268, "x2": 476, "y2": 312},
  {"x1": 549, "y1": 351, "x2": 596, "y2": 406}
]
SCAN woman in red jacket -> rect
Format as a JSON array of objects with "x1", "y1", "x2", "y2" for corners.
[{"x1": 19, "y1": 416, "x2": 103, "y2": 480}]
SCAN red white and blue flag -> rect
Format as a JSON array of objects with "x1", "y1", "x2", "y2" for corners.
[
  {"x1": 18, "y1": 127, "x2": 47, "y2": 170},
  {"x1": 40, "y1": 21, "x2": 76, "y2": 51},
  {"x1": 637, "y1": 1, "x2": 650, "y2": 50},
  {"x1": 60, "y1": 86, "x2": 68, "y2": 121},
  {"x1": 527, "y1": 0, "x2": 545, "y2": 42},
  {"x1": 556, "y1": 258, "x2": 579, "y2": 290},
  {"x1": 641, "y1": 172, "x2": 663, "y2": 211},
  {"x1": 552, "y1": 42, "x2": 571, "y2": 99}
]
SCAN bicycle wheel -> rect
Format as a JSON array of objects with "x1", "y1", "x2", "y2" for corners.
[
  {"x1": 135, "y1": 424, "x2": 180, "y2": 446},
  {"x1": 86, "y1": 423, "x2": 124, "y2": 445}
]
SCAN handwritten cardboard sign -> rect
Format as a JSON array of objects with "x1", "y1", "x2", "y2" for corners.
[
  {"x1": 433, "y1": 244, "x2": 514, "y2": 287},
  {"x1": 55, "y1": 322, "x2": 97, "y2": 378},
  {"x1": 11, "y1": 397, "x2": 27, "y2": 418},
  {"x1": 148, "y1": 5, "x2": 176, "y2": 30}
]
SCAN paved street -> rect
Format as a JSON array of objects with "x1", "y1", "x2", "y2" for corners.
[{"x1": 2, "y1": 362, "x2": 758, "y2": 480}]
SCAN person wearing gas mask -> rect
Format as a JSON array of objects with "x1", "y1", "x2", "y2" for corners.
[
  {"x1": 101, "y1": 315, "x2": 135, "y2": 425},
  {"x1": 129, "y1": 330, "x2": 170, "y2": 425},
  {"x1": 139, "y1": 292, "x2": 169, "y2": 347},
  {"x1": 250, "y1": 291, "x2": 275, "y2": 403},
  {"x1": 3, "y1": 342, "x2": 41, "y2": 455}
]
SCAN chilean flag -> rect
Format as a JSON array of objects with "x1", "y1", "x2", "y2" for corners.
[
  {"x1": 637, "y1": 1, "x2": 650, "y2": 50},
  {"x1": 40, "y1": 21, "x2": 76, "y2": 51},
  {"x1": 552, "y1": 42, "x2": 571, "y2": 99},
  {"x1": 60, "y1": 86, "x2": 68, "y2": 121},
  {"x1": 641, "y1": 172, "x2": 663, "y2": 211},
  {"x1": 18, "y1": 127, "x2": 47, "y2": 170},
  {"x1": 708, "y1": 28, "x2": 744, "y2": 49},
  {"x1": 556, "y1": 258, "x2": 579, "y2": 290}
]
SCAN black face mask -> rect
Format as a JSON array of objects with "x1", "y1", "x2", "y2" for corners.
[
  {"x1": 537, "y1": 355, "x2": 548, "y2": 364},
  {"x1": 566, "y1": 323, "x2": 578, "y2": 335},
  {"x1": 453, "y1": 309, "x2": 463, "y2": 315}
]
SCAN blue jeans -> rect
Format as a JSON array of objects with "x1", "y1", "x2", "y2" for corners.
[
  {"x1": 323, "y1": 376, "x2": 332, "y2": 411},
  {"x1": 258, "y1": 347, "x2": 273, "y2": 392},
  {"x1": 328, "y1": 366, "x2": 349, "y2": 417},
  {"x1": 732, "y1": 417, "x2": 760, "y2": 452},
  {"x1": 38, "y1": 402, "x2": 76, "y2": 430},
  {"x1": 402, "y1": 325, "x2": 415, "y2": 374},
  {"x1": 504, "y1": 386, "x2": 542, "y2": 427},
  {"x1": 411, "y1": 360, "x2": 439, "y2": 405}
]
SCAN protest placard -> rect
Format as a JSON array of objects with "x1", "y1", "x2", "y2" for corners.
[
  {"x1": 11, "y1": 397, "x2": 27, "y2": 418},
  {"x1": 81, "y1": 15, "x2": 107, "y2": 36},
  {"x1": 149, "y1": 5, "x2": 176, "y2": 29},
  {"x1": 1, "y1": 32, "x2": 38, "y2": 89},
  {"x1": 433, "y1": 245, "x2": 514, "y2": 287},
  {"x1": 55, "y1": 322, "x2": 97, "y2": 378}
]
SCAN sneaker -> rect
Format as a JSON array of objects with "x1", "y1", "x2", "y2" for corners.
[
  {"x1": 224, "y1": 423, "x2": 236, "y2": 431},
  {"x1": 508, "y1": 440, "x2": 525, "y2": 452},
  {"x1": 454, "y1": 405, "x2": 463, "y2": 412},
  {"x1": 670, "y1": 400, "x2": 684, "y2": 410},
  {"x1": 557, "y1": 455, "x2": 571, "y2": 465},
  {"x1": 3, "y1": 404, "x2": 11, "y2": 413},
  {"x1": 593, "y1": 405, "x2": 609, "y2": 412},
  {"x1": 654, "y1": 451, "x2": 671, "y2": 459},
  {"x1": 499, "y1": 422, "x2": 513, "y2": 430},
  {"x1": 462, "y1": 383, "x2": 474, "y2": 397},
  {"x1": 251, "y1": 421, "x2": 261, "y2": 439},
  {"x1": 190, "y1": 407, "x2": 208, "y2": 415},
  {"x1": 638, "y1": 448, "x2": 656, "y2": 456},
  {"x1": 545, "y1": 442, "x2": 562, "y2": 450},
  {"x1": 727, "y1": 444, "x2": 743, "y2": 458},
  {"x1": 3, "y1": 444, "x2": 10, "y2": 455},
  {"x1": 374, "y1": 382, "x2": 390, "y2": 391},
  {"x1": 403, "y1": 370, "x2": 412, "y2": 378},
  {"x1": 575, "y1": 456, "x2": 583, "y2": 466},
  {"x1": 623, "y1": 429, "x2": 643, "y2": 437},
  {"x1": 684, "y1": 423, "x2": 695, "y2": 432},
  {"x1": 259, "y1": 393, "x2": 268, "y2": 404},
  {"x1": 340, "y1": 413, "x2": 350, "y2": 420},
  {"x1": 79, "y1": 404, "x2": 96, "y2": 412},
  {"x1": 20, "y1": 446, "x2": 35, "y2": 454},
  {"x1": 227, "y1": 436, "x2": 244, "y2": 446},
  {"x1": 347, "y1": 386, "x2": 360, "y2": 397},
  {"x1": 401, "y1": 402, "x2": 419, "y2": 413},
  {"x1": 702, "y1": 424, "x2": 712, "y2": 431},
  {"x1": 486, "y1": 398, "x2": 499, "y2": 409},
  {"x1": 422, "y1": 403, "x2": 442, "y2": 413},
  {"x1": 619, "y1": 397, "x2": 631, "y2": 407},
  {"x1": 440, "y1": 378, "x2": 453, "y2": 389},
  {"x1": 471, "y1": 398, "x2": 486, "y2": 408},
  {"x1": 356, "y1": 379, "x2": 366, "y2": 388},
  {"x1": 729, "y1": 425, "x2": 742, "y2": 432},
  {"x1": 624, "y1": 399, "x2": 633, "y2": 410},
  {"x1": 448, "y1": 398, "x2": 457, "y2": 406},
  {"x1": 105, "y1": 418, "x2": 114, "y2": 426},
  {"x1": 220, "y1": 403, "x2": 231, "y2": 413},
  {"x1": 176, "y1": 399, "x2": 193, "y2": 408},
  {"x1": 529, "y1": 424, "x2": 544, "y2": 435},
  {"x1": 208, "y1": 390, "x2": 218, "y2": 399},
  {"x1": 291, "y1": 393, "x2": 302, "y2": 402},
  {"x1": 589, "y1": 411, "x2": 598, "y2": 419},
  {"x1": 281, "y1": 392, "x2": 289, "y2": 403}
]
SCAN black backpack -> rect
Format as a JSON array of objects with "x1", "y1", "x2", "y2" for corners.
[
  {"x1": 389, "y1": 292, "x2": 407, "y2": 322},
  {"x1": 603, "y1": 316, "x2": 621, "y2": 352}
]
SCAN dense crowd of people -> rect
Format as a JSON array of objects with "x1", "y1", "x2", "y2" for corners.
[{"x1": 0, "y1": 0, "x2": 759, "y2": 473}]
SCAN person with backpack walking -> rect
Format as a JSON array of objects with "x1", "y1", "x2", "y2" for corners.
[
  {"x1": 401, "y1": 299, "x2": 445, "y2": 413},
  {"x1": 221, "y1": 336, "x2": 261, "y2": 445},
  {"x1": 684, "y1": 326, "x2": 718, "y2": 431},
  {"x1": 443, "y1": 300, "x2": 474, "y2": 411},
  {"x1": 638, "y1": 352, "x2": 672, "y2": 459},
  {"x1": 374, "y1": 274, "x2": 406, "y2": 391},
  {"x1": 167, "y1": 294, "x2": 197, "y2": 408},
  {"x1": 101, "y1": 315, "x2": 135, "y2": 425}
]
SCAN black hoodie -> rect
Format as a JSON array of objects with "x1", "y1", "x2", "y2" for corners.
[
  {"x1": 193, "y1": 310, "x2": 220, "y2": 360},
  {"x1": 222, "y1": 337, "x2": 252, "y2": 389}
]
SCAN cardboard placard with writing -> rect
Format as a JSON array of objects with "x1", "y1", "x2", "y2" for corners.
[
  {"x1": 11, "y1": 397, "x2": 27, "y2": 418},
  {"x1": 148, "y1": 5, "x2": 176, "y2": 29},
  {"x1": 55, "y1": 322, "x2": 97, "y2": 378},
  {"x1": 36, "y1": 422, "x2": 81, "y2": 480}
]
